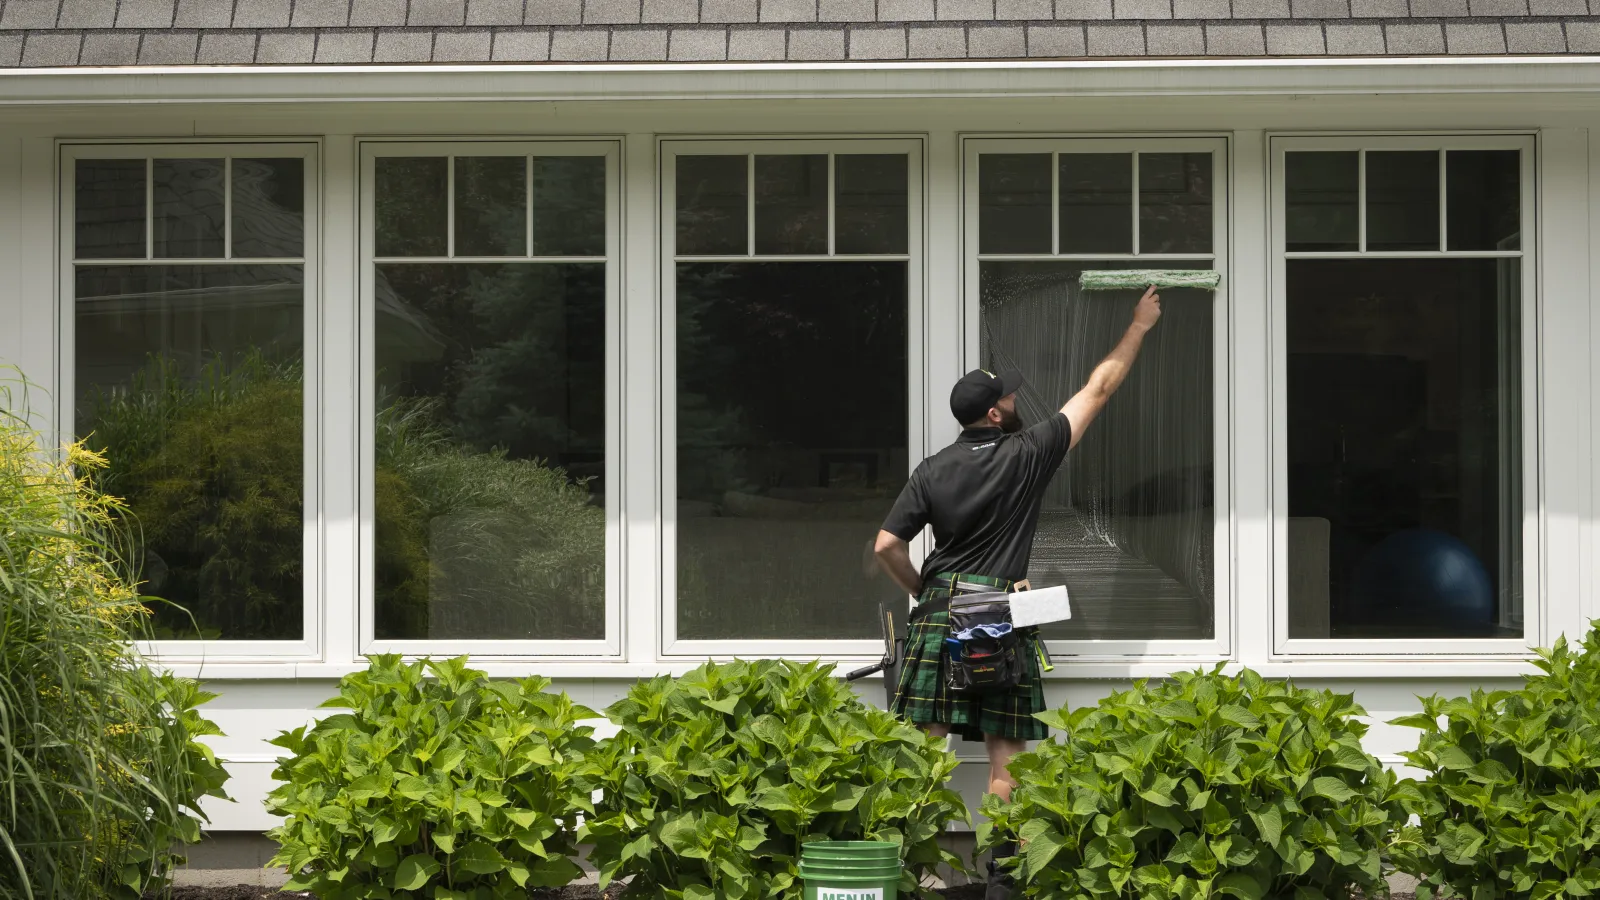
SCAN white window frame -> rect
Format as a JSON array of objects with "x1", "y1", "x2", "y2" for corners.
[
  {"x1": 58, "y1": 140, "x2": 323, "y2": 661},
  {"x1": 1268, "y1": 133, "x2": 1540, "y2": 657},
  {"x1": 357, "y1": 139, "x2": 623, "y2": 659},
  {"x1": 659, "y1": 136, "x2": 927, "y2": 659},
  {"x1": 958, "y1": 136, "x2": 1234, "y2": 661}
]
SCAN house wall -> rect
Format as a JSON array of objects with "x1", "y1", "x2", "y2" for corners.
[{"x1": 1, "y1": 81, "x2": 1596, "y2": 833}]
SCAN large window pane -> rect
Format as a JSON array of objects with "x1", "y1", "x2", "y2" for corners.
[
  {"x1": 153, "y1": 159, "x2": 226, "y2": 259},
  {"x1": 835, "y1": 154, "x2": 908, "y2": 256},
  {"x1": 74, "y1": 264, "x2": 305, "y2": 640},
  {"x1": 1366, "y1": 151, "x2": 1440, "y2": 252},
  {"x1": 754, "y1": 155, "x2": 828, "y2": 255},
  {"x1": 374, "y1": 263, "x2": 606, "y2": 641},
  {"x1": 1059, "y1": 153, "x2": 1132, "y2": 255},
  {"x1": 978, "y1": 154, "x2": 1052, "y2": 255},
  {"x1": 676, "y1": 262, "x2": 907, "y2": 639},
  {"x1": 1285, "y1": 151, "x2": 1359, "y2": 253},
  {"x1": 232, "y1": 158, "x2": 305, "y2": 259},
  {"x1": 75, "y1": 159, "x2": 146, "y2": 260},
  {"x1": 1286, "y1": 259, "x2": 1521, "y2": 639},
  {"x1": 375, "y1": 157, "x2": 448, "y2": 258},
  {"x1": 979, "y1": 260, "x2": 1214, "y2": 641},
  {"x1": 1447, "y1": 150, "x2": 1520, "y2": 252},
  {"x1": 1139, "y1": 152, "x2": 1212, "y2": 255},
  {"x1": 677, "y1": 156, "x2": 748, "y2": 256},
  {"x1": 454, "y1": 157, "x2": 526, "y2": 258}
]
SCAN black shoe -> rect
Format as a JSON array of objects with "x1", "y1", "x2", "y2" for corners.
[{"x1": 985, "y1": 859, "x2": 1017, "y2": 900}]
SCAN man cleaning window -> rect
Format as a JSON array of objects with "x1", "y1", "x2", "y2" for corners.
[{"x1": 872, "y1": 285, "x2": 1164, "y2": 899}]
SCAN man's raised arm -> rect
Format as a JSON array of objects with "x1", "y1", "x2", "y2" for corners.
[{"x1": 1061, "y1": 285, "x2": 1163, "y2": 449}]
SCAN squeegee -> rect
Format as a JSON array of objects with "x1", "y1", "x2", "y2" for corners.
[{"x1": 1078, "y1": 270, "x2": 1222, "y2": 292}]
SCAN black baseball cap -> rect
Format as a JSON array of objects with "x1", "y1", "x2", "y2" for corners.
[{"x1": 949, "y1": 368, "x2": 1024, "y2": 424}]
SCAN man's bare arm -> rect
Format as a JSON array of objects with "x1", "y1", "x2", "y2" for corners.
[
  {"x1": 1061, "y1": 285, "x2": 1162, "y2": 449},
  {"x1": 873, "y1": 530, "x2": 923, "y2": 596}
]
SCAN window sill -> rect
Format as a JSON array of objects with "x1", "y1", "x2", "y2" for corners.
[{"x1": 146, "y1": 655, "x2": 1540, "y2": 683}]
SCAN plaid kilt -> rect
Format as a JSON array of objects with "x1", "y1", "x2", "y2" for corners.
[{"x1": 891, "y1": 573, "x2": 1048, "y2": 743}]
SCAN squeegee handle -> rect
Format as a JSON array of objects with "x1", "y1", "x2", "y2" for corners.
[{"x1": 845, "y1": 662, "x2": 886, "y2": 682}]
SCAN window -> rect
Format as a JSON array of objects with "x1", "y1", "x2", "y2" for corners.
[
  {"x1": 359, "y1": 142, "x2": 620, "y2": 656},
  {"x1": 963, "y1": 138, "x2": 1230, "y2": 657},
  {"x1": 1272, "y1": 136, "x2": 1535, "y2": 654},
  {"x1": 63, "y1": 144, "x2": 318, "y2": 655},
  {"x1": 663, "y1": 140, "x2": 923, "y2": 654}
]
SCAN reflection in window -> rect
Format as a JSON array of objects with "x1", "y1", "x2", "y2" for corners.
[
  {"x1": 676, "y1": 262, "x2": 907, "y2": 640},
  {"x1": 1286, "y1": 258, "x2": 1521, "y2": 639},
  {"x1": 979, "y1": 261, "x2": 1214, "y2": 641},
  {"x1": 75, "y1": 265, "x2": 305, "y2": 640},
  {"x1": 1285, "y1": 152, "x2": 1359, "y2": 253},
  {"x1": 369, "y1": 151, "x2": 610, "y2": 642}
]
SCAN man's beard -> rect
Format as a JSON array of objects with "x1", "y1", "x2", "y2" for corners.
[{"x1": 998, "y1": 406, "x2": 1023, "y2": 433}]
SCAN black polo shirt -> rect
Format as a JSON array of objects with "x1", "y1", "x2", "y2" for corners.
[{"x1": 882, "y1": 412, "x2": 1073, "y2": 587}]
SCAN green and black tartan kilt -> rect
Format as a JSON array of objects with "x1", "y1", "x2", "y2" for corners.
[{"x1": 891, "y1": 572, "x2": 1048, "y2": 743}]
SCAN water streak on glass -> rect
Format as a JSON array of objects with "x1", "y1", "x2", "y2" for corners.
[{"x1": 979, "y1": 261, "x2": 1215, "y2": 641}]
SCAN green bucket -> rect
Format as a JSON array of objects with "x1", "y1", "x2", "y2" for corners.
[{"x1": 800, "y1": 841, "x2": 900, "y2": 900}]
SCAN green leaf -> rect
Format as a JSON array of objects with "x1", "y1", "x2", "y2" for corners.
[
  {"x1": 1217, "y1": 873, "x2": 1265, "y2": 900},
  {"x1": 1249, "y1": 806, "x2": 1283, "y2": 847},
  {"x1": 1306, "y1": 776, "x2": 1359, "y2": 803},
  {"x1": 393, "y1": 854, "x2": 439, "y2": 891}
]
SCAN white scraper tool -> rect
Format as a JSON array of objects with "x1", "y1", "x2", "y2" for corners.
[{"x1": 1007, "y1": 584, "x2": 1072, "y2": 628}]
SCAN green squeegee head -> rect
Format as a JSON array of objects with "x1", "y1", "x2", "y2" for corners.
[{"x1": 1078, "y1": 269, "x2": 1221, "y2": 292}]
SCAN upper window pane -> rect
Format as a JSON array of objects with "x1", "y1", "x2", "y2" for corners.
[
  {"x1": 1447, "y1": 150, "x2": 1520, "y2": 252},
  {"x1": 677, "y1": 155, "x2": 748, "y2": 256},
  {"x1": 454, "y1": 156, "x2": 527, "y2": 258},
  {"x1": 231, "y1": 158, "x2": 305, "y2": 259},
  {"x1": 1366, "y1": 151, "x2": 1440, "y2": 252},
  {"x1": 834, "y1": 154, "x2": 909, "y2": 256},
  {"x1": 1285, "y1": 258, "x2": 1521, "y2": 639},
  {"x1": 1285, "y1": 151, "x2": 1359, "y2": 253},
  {"x1": 153, "y1": 158, "x2": 226, "y2": 259},
  {"x1": 1058, "y1": 153, "x2": 1132, "y2": 255},
  {"x1": 1139, "y1": 152, "x2": 1212, "y2": 255},
  {"x1": 74, "y1": 159, "x2": 146, "y2": 260},
  {"x1": 75, "y1": 264, "x2": 306, "y2": 641},
  {"x1": 979, "y1": 154, "x2": 1052, "y2": 255},
  {"x1": 979, "y1": 260, "x2": 1215, "y2": 641},
  {"x1": 375, "y1": 157, "x2": 448, "y2": 258},
  {"x1": 532, "y1": 156, "x2": 607, "y2": 257},
  {"x1": 754, "y1": 155, "x2": 828, "y2": 256},
  {"x1": 676, "y1": 261, "x2": 907, "y2": 640},
  {"x1": 373, "y1": 263, "x2": 606, "y2": 641}
]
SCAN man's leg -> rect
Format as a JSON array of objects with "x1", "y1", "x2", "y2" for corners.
[
  {"x1": 920, "y1": 721, "x2": 952, "y2": 739},
  {"x1": 985, "y1": 734, "x2": 1025, "y2": 801},
  {"x1": 984, "y1": 734, "x2": 1027, "y2": 899}
]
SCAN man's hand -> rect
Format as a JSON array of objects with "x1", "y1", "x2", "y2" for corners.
[
  {"x1": 1132, "y1": 284, "x2": 1162, "y2": 332},
  {"x1": 874, "y1": 530, "x2": 924, "y2": 596}
]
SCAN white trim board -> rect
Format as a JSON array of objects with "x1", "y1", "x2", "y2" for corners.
[{"x1": 4, "y1": 58, "x2": 1600, "y2": 107}]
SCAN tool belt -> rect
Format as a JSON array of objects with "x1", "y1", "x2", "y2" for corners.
[{"x1": 912, "y1": 572, "x2": 1027, "y2": 697}]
